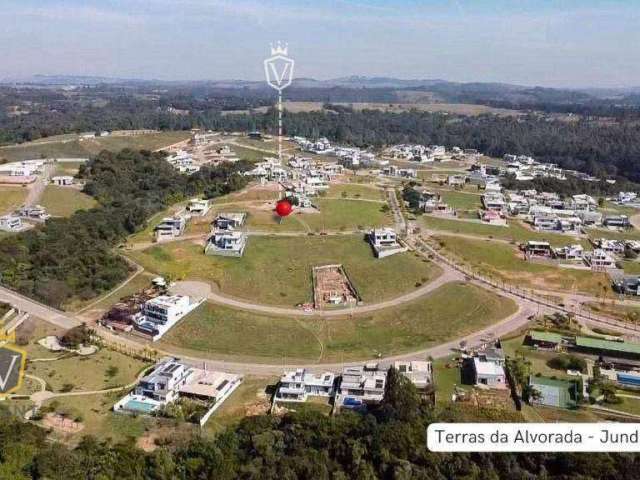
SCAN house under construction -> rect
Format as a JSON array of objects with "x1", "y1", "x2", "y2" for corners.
[{"x1": 312, "y1": 264, "x2": 361, "y2": 309}]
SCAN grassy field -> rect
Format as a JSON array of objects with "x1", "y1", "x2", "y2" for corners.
[
  {"x1": 586, "y1": 302, "x2": 640, "y2": 323},
  {"x1": 622, "y1": 260, "x2": 640, "y2": 275},
  {"x1": 26, "y1": 348, "x2": 150, "y2": 393},
  {"x1": 53, "y1": 161, "x2": 86, "y2": 176},
  {"x1": 203, "y1": 376, "x2": 276, "y2": 436},
  {"x1": 422, "y1": 216, "x2": 589, "y2": 247},
  {"x1": 40, "y1": 186, "x2": 97, "y2": 217},
  {"x1": 435, "y1": 235, "x2": 608, "y2": 296},
  {"x1": 161, "y1": 282, "x2": 517, "y2": 362},
  {"x1": 129, "y1": 235, "x2": 440, "y2": 306},
  {"x1": 586, "y1": 227, "x2": 640, "y2": 241},
  {"x1": 228, "y1": 145, "x2": 271, "y2": 162},
  {"x1": 326, "y1": 183, "x2": 386, "y2": 201},
  {"x1": 439, "y1": 190, "x2": 482, "y2": 210},
  {"x1": 278, "y1": 100, "x2": 521, "y2": 117},
  {"x1": 302, "y1": 199, "x2": 392, "y2": 232},
  {"x1": 0, "y1": 131, "x2": 190, "y2": 162},
  {"x1": 0, "y1": 186, "x2": 28, "y2": 214}
]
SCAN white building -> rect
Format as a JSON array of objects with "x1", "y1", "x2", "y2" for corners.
[
  {"x1": 213, "y1": 213, "x2": 246, "y2": 230},
  {"x1": 114, "y1": 357, "x2": 242, "y2": 425},
  {"x1": 472, "y1": 357, "x2": 506, "y2": 389},
  {"x1": 135, "y1": 295, "x2": 201, "y2": 341},
  {"x1": 186, "y1": 199, "x2": 210, "y2": 217},
  {"x1": 51, "y1": 175, "x2": 74, "y2": 186},
  {"x1": 584, "y1": 249, "x2": 617, "y2": 271},
  {"x1": 205, "y1": 230, "x2": 247, "y2": 257},
  {"x1": 154, "y1": 216, "x2": 186, "y2": 242},
  {"x1": 394, "y1": 361, "x2": 433, "y2": 393},
  {"x1": 275, "y1": 369, "x2": 336, "y2": 402},
  {"x1": 553, "y1": 244, "x2": 584, "y2": 261},
  {"x1": 369, "y1": 228, "x2": 408, "y2": 258},
  {"x1": 0, "y1": 215, "x2": 22, "y2": 232},
  {"x1": 337, "y1": 364, "x2": 387, "y2": 408}
]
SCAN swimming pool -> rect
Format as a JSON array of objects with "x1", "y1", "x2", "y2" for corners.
[{"x1": 124, "y1": 399, "x2": 158, "y2": 413}]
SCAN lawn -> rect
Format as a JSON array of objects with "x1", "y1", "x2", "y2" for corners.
[
  {"x1": 40, "y1": 186, "x2": 97, "y2": 217},
  {"x1": 439, "y1": 190, "x2": 482, "y2": 210},
  {"x1": 326, "y1": 183, "x2": 386, "y2": 201},
  {"x1": 0, "y1": 186, "x2": 28, "y2": 214},
  {"x1": 26, "y1": 348, "x2": 150, "y2": 393},
  {"x1": 87, "y1": 131, "x2": 191, "y2": 153},
  {"x1": 433, "y1": 356, "x2": 462, "y2": 405},
  {"x1": 160, "y1": 282, "x2": 517, "y2": 363},
  {"x1": 622, "y1": 260, "x2": 640, "y2": 275},
  {"x1": 422, "y1": 216, "x2": 590, "y2": 247},
  {"x1": 129, "y1": 235, "x2": 440, "y2": 306},
  {"x1": 435, "y1": 235, "x2": 608, "y2": 296},
  {"x1": 301, "y1": 199, "x2": 392, "y2": 232}
]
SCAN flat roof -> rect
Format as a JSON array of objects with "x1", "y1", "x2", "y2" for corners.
[
  {"x1": 529, "y1": 330, "x2": 563, "y2": 344},
  {"x1": 575, "y1": 336, "x2": 640, "y2": 355},
  {"x1": 473, "y1": 358, "x2": 505, "y2": 376}
]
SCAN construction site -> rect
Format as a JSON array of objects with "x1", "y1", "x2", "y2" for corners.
[{"x1": 311, "y1": 264, "x2": 361, "y2": 309}]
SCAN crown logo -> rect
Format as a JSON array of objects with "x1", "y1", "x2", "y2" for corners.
[{"x1": 270, "y1": 41, "x2": 288, "y2": 56}]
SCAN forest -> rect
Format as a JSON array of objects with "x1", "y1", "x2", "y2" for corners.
[
  {"x1": 1, "y1": 369, "x2": 638, "y2": 479},
  {"x1": 4, "y1": 82, "x2": 640, "y2": 182},
  {"x1": 0, "y1": 149, "x2": 250, "y2": 308}
]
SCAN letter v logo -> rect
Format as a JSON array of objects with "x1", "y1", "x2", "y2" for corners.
[{"x1": 0, "y1": 354, "x2": 19, "y2": 391}]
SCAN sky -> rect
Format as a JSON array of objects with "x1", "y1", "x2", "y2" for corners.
[{"x1": 1, "y1": 0, "x2": 639, "y2": 88}]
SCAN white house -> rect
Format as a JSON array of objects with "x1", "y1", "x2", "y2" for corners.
[
  {"x1": 369, "y1": 228, "x2": 408, "y2": 258},
  {"x1": 0, "y1": 215, "x2": 22, "y2": 232},
  {"x1": 154, "y1": 216, "x2": 186, "y2": 242},
  {"x1": 275, "y1": 369, "x2": 336, "y2": 402},
  {"x1": 584, "y1": 249, "x2": 617, "y2": 271},
  {"x1": 205, "y1": 230, "x2": 247, "y2": 257},
  {"x1": 472, "y1": 357, "x2": 506, "y2": 389},
  {"x1": 394, "y1": 361, "x2": 433, "y2": 393},
  {"x1": 51, "y1": 175, "x2": 74, "y2": 186},
  {"x1": 336, "y1": 364, "x2": 387, "y2": 408},
  {"x1": 135, "y1": 294, "x2": 201, "y2": 341},
  {"x1": 186, "y1": 199, "x2": 210, "y2": 216},
  {"x1": 114, "y1": 357, "x2": 242, "y2": 425},
  {"x1": 213, "y1": 213, "x2": 246, "y2": 230},
  {"x1": 553, "y1": 244, "x2": 584, "y2": 261},
  {"x1": 114, "y1": 358, "x2": 194, "y2": 414}
]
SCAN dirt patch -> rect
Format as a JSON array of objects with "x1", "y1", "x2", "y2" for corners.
[{"x1": 43, "y1": 413, "x2": 84, "y2": 434}]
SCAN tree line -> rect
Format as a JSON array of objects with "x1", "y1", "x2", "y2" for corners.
[
  {"x1": 1, "y1": 368, "x2": 638, "y2": 479},
  {"x1": 0, "y1": 149, "x2": 250, "y2": 308}
]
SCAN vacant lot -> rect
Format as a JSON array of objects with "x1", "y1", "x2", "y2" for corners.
[
  {"x1": 439, "y1": 190, "x2": 482, "y2": 210},
  {"x1": 302, "y1": 199, "x2": 392, "y2": 232},
  {"x1": 129, "y1": 235, "x2": 440, "y2": 306},
  {"x1": 422, "y1": 216, "x2": 589, "y2": 247},
  {"x1": 326, "y1": 183, "x2": 386, "y2": 201},
  {"x1": 40, "y1": 186, "x2": 97, "y2": 217},
  {"x1": 53, "y1": 161, "x2": 86, "y2": 176},
  {"x1": 0, "y1": 186, "x2": 28, "y2": 214},
  {"x1": 161, "y1": 282, "x2": 517, "y2": 362},
  {"x1": 435, "y1": 235, "x2": 608, "y2": 296}
]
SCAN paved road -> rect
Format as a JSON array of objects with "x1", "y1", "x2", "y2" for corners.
[{"x1": 25, "y1": 164, "x2": 54, "y2": 207}]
